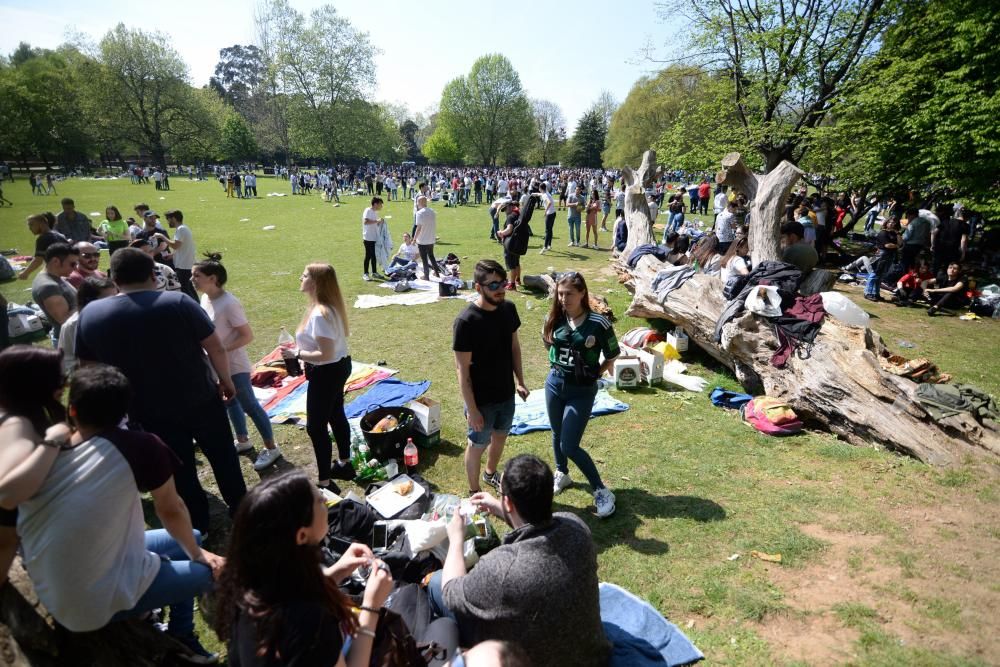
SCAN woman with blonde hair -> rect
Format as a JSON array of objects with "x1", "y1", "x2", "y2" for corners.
[{"x1": 283, "y1": 264, "x2": 355, "y2": 491}]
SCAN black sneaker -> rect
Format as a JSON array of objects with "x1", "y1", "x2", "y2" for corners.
[
  {"x1": 170, "y1": 633, "x2": 219, "y2": 664},
  {"x1": 482, "y1": 470, "x2": 501, "y2": 492},
  {"x1": 329, "y1": 460, "x2": 357, "y2": 481}
]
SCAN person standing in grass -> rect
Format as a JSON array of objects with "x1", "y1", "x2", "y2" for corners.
[
  {"x1": 361, "y1": 197, "x2": 385, "y2": 282},
  {"x1": 542, "y1": 273, "x2": 619, "y2": 518},
  {"x1": 192, "y1": 254, "x2": 282, "y2": 472},
  {"x1": 284, "y1": 264, "x2": 355, "y2": 492},
  {"x1": 98, "y1": 205, "x2": 131, "y2": 255},
  {"x1": 584, "y1": 189, "x2": 601, "y2": 249}
]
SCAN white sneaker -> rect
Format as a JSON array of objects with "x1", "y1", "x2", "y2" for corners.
[
  {"x1": 594, "y1": 488, "x2": 616, "y2": 518},
  {"x1": 234, "y1": 440, "x2": 253, "y2": 453},
  {"x1": 568, "y1": 241, "x2": 575, "y2": 247},
  {"x1": 253, "y1": 446, "x2": 282, "y2": 471},
  {"x1": 553, "y1": 470, "x2": 573, "y2": 495},
  {"x1": 539, "y1": 247, "x2": 547, "y2": 255},
  {"x1": 362, "y1": 273, "x2": 371, "y2": 281}
]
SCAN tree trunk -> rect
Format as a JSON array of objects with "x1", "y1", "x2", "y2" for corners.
[{"x1": 620, "y1": 151, "x2": 999, "y2": 466}]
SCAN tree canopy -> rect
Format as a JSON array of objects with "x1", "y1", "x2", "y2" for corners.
[{"x1": 438, "y1": 54, "x2": 534, "y2": 166}]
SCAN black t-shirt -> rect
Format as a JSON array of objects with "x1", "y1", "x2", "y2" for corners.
[
  {"x1": 34, "y1": 230, "x2": 68, "y2": 257},
  {"x1": 935, "y1": 273, "x2": 965, "y2": 291},
  {"x1": 229, "y1": 600, "x2": 344, "y2": 667},
  {"x1": 875, "y1": 230, "x2": 898, "y2": 252},
  {"x1": 452, "y1": 300, "x2": 521, "y2": 406}
]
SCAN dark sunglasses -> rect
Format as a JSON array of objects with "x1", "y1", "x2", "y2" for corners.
[{"x1": 479, "y1": 280, "x2": 506, "y2": 291}]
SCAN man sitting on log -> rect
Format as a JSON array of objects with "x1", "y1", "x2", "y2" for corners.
[{"x1": 780, "y1": 220, "x2": 819, "y2": 274}]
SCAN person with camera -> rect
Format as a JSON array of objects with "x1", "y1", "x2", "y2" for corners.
[{"x1": 542, "y1": 273, "x2": 619, "y2": 518}]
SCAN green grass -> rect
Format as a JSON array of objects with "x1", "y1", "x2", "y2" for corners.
[{"x1": 2, "y1": 176, "x2": 998, "y2": 665}]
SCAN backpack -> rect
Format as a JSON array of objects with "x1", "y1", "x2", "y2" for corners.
[
  {"x1": 0, "y1": 256, "x2": 14, "y2": 282},
  {"x1": 722, "y1": 272, "x2": 750, "y2": 300},
  {"x1": 710, "y1": 387, "x2": 753, "y2": 410},
  {"x1": 741, "y1": 397, "x2": 803, "y2": 436}
]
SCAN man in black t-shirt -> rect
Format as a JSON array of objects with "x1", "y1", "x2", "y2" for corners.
[
  {"x1": 452, "y1": 259, "x2": 529, "y2": 493},
  {"x1": 925, "y1": 262, "x2": 968, "y2": 316},
  {"x1": 18, "y1": 213, "x2": 67, "y2": 280}
]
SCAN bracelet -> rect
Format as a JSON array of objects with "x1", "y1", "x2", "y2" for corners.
[
  {"x1": 356, "y1": 628, "x2": 377, "y2": 639},
  {"x1": 359, "y1": 605, "x2": 381, "y2": 615},
  {"x1": 40, "y1": 439, "x2": 69, "y2": 450}
]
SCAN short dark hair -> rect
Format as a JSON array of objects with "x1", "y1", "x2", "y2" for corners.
[
  {"x1": 904, "y1": 207, "x2": 919, "y2": 218},
  {"x1": 69, "y1": 364, "x2": 130, "y2": 429},
  {"x1": 111, "y1": 247, "x2": 155, "y2": 285},
  {"x1": 77, "y1": 275, "x2": 116, "y2": 310},
  {"x1": 370, "y1": 197, "x2": 383, "y2": 206},
  {"x1": 781, "y1": 220, "x2": 805, "y2": 239},
  {"x1": 474, "y1": 259, "x2": 506, "y2": 284},
  {"x1": 500, "y1": 454, "x2": 553, "y2": 525},
  {"x1": 44, "y1": 242, "x2": 78, "y2": 263},
  {"x1": 165, "y1": 209, "x2": 183, "y2": 222},
  {"x1": 60, "y1": 197, "x2": 74, "y2": 207}
]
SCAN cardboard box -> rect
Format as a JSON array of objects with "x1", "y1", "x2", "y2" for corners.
[
  {"x1": 406, "y1": 396, "x2": 441, "y2": 435},
  {"x1": 613, "y1": 358, "x2": 641, "y2": 388},
  {"x1": 620, "y1": 344, "x2": 664, "y2": 385},
  {"x1": 413, "y1": 430, "x2": 441, "y2": 448},
  {"x1": 666, "y1": 329, "x2": 689, "y2": 352}
]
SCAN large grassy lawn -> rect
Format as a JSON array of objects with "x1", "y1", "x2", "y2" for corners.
[{"x1": 2, "y1": 176, "x2": 998, "y2": 665}]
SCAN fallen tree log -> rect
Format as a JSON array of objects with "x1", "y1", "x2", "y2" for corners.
[{"x1": 618, "y1": 150, "x2": 999, "y2": 465}]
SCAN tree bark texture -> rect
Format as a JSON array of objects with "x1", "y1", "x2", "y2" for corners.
[{"x1": 620, "y1": 151, "x2": 999, "y2": 465}]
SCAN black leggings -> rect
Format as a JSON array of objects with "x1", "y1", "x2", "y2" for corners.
[
  {"x1": 363, "y1": 240, "x2": 377, "y2": 274},
  {"x1": 305, "y1": 356, "x2": 352, "y2": 480},
  {"x1": 543, "y1": 212, "x2": 556, "y2": 248},
  {"x1": 418, "y1": 243, "x2": 439, "y2": 280}
]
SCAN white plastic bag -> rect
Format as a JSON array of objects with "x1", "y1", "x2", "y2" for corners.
[
  {"x1": 661, "y1": 359, "x2": 709, "y2": 392},
  {"x1": 745, "y1": 285, "x2": 783, "y2": 318},
  {"x1": 820, "y1": 291, "x2": 870, "y2": 328}
]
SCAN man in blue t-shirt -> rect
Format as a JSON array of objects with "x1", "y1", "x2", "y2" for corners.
[{"x1": 76, "y1": 248, "x2": 246, "y2": 533}]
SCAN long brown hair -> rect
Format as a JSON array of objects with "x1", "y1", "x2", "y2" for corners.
[
  {"x1": 213, "y1": 471, "x2": 357, "y2": 653},
  {"x1": 543, "y1": 273, "x2": 590, "y2": 343},
  {"x1": 0, "y1": 346, "x2": 66, "y2": 434},
  {"x1": 298, "y1": 263, "x2": 349, "y2": 338},
  {"x1": 720, "y1": 236, "x2": 750, "y2": 268}
]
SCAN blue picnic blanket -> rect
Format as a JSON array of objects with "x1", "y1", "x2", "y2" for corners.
[
  {"x1": 510, "y1": 383, "x2": 629, "y2": 435},
  {"x1": 600, "y1": 583, "x2": 704, "y2": 667},
  {"x1": 344, "y1": 378, "x2": 431, "y2": 418}
]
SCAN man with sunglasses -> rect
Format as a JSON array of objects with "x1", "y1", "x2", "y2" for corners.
[
  {"x1": 453, "y1": 260, "x2": 529, "y2": 495},
  {"x1": 67, "y1": 242, "x2": 107, "y2": 289}
]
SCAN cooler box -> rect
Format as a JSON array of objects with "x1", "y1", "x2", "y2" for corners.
[{"x1": 406, "y1": 396, "x2": 441, "y2": 435}]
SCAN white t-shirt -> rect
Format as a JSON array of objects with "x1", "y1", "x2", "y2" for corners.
[
  {"x1": 715, "y1": 210, "x2": 736, "y2": 243},
  {"x1": 496, "y1": 179, "x2": 509, "y2": 195},
  {"x1": 201, "y1": 291, "x2": 252, "y2": 374},
  {"x1": 720, "y1": 256, "x2": 749, "y2": 285},
  {"x1": 171, "y1": 224, "x2": 195, "y2": 270},
  {"x1": 362, "y1": 207, "x2": 381, "y2": 242},
  {"x1": 397, "y1": 241, "x2": 418, "y2": 261},
  {"x1": 414, "y1": 207, "x2": 437, "y2": 245},
  {"x1": 714, "y1": 192, "x2": 728, "y2": 214},
  {"x1": 296, "y1": 305, "x2": 347, "y2": 365},
  {"x1": 540, "y1": 192, "x2": 556, "y2": 216}
]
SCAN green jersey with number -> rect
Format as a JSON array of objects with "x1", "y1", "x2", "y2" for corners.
[{"x1": 547, "y1": 312, "x2": 620, "y2": 375}]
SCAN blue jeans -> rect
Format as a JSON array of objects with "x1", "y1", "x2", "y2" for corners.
[
  {"x1": 489, "y1": 210, "x2": 499, "y2": 239},
  {"x1": 111, "y1": 529, "x2": 213, "y2": 637},
  {"x1": 864, "y1": 209, "x2": 879, "y2": 234},
  {"x1": 667, "y1": 211, "x2": 685, "y2": 235},
  {"x1": 544, "y1": 371, "x2": 604, "y2": 490},
  {"x1": 227, "y1": 372, "x2": 274, "y2": 442},
  {"x1": 568, "y1": 215, "x2": 581, "y2": 244}
]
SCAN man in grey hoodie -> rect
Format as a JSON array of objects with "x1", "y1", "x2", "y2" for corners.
[{"x1": 427, "y1": 454, "x2": 610, "y2": 666}]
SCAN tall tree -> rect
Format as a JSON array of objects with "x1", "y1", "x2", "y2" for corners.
[
  {"x1": 605, "y1": 66, "x2": 708, "y2": 167},
  {"x1": 95, "y1": 24, "x2": 216, "y2": 169},
  {"x1": 255, "y1": 0, "x2": 378, "y2": 164},
  {"x1": 399, "y1": 119, "x2": 422, "y2": 161},
  {"x1": 655, "y1": 0, "x2": 894, "y2": 171},
  {"x1": 529, "y1": 99, "x2": 566, "y2": 166},
  {"x1": 218, "y1": 112, "x2": 259, "y2": 163},
  {"x1": 438, "y1": 54, "x2": 534, "y2": 166},
  {"x1": 209, "y1": 45, "x2": 266, "y2": 119},
  {"x1": 591, "y1": 90, "x2": 619, "y2": 131},
  {"x1": 422, "y1": 127, "x2": 463, "y2": 165},
  {"x1": 566, "y1": 109, "x2": 607, "y2": 169}
]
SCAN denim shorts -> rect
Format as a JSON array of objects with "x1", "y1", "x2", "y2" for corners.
[{"x1": 466, "y1": 397, "x2": 515, "y2": 446}]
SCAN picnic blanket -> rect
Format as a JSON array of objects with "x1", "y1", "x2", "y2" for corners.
[
  {"x1": 509, "y1": 383, "x2": 629, "y2": 435},
  {"x1": 600, "y1": 582, "x2": 704, "y2": 667},
  {"x1": 354, "y1": 292, "x2": 442, "y2": 308},
  {"x1": 344, "y1": 378, "x2": 430, "y2": 418}
]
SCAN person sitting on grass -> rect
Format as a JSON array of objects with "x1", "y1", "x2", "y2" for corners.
[
  {"x1": 0, "y1": 361, "x2": 224, "y2": 663},
  {"x1": 894, "y1": 258, "x2": 934, "y2": 306},
  {"x1": 924, "y1": 262, "x2": 968, "y2": 316},
  {"x1": 389, "y1": 232, "x2": 419, "y2": 268}
]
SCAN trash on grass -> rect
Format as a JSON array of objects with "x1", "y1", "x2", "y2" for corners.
[{"x1": 750, "y1": 550, "x2": 782, "y2": 563}]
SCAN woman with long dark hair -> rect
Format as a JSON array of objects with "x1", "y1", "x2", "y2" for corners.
[
  {"x1": 192, "y1": 254, "x2": 282, "y2": 472},
  {"x1": 98, "y1": 205, "x2": 131, "y2": 255},
  {"x1": 214, "y1": 470, "x2": 392, "y2": 667},
  {"x1": 0, "y1": 346, "x2": 70, "y2": 525},
  {"x1": 285, "y1": 264, "x2": 355, "y2": 491},
  {"x1": 542, "y1": 273, "x2": 619, "y2": 518}
]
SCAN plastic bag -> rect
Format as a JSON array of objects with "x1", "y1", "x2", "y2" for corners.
[
  {"x1": 820, "y1": 291, "x2": 870, "y2": 328},
  {"x1": 744, "y1": 285, "x2": 783, "y2": 318},
  {"x1": 662, "y1": 360, "x2": 709, "y2": 392}
]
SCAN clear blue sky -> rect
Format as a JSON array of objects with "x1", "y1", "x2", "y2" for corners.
[{"x1": 0, "y1": 0, "x2": 672, "y2": 128}]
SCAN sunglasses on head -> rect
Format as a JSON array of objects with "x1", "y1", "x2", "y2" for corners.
[{"x1": 479, "y1": 280, "x2": 506, "y2": 291}]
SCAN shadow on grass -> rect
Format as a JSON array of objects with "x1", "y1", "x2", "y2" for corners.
[{"x1": 569, "y1": 488, "x2": 726, "y2": 556}]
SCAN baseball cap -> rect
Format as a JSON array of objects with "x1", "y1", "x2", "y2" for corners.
[{"x1": 143, "y1": 210, "x2": 159, "y2": 218}]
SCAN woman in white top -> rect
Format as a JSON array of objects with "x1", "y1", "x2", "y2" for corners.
[
  {"x1": 191, "y1": 254, "x2": 282, "y2": 472},
  {"x1": 719, "y1": 236, "x2": 751, "y2": 286},
  {"x1": 284, "y1": 263, "x2": 354, "y2": 491}
]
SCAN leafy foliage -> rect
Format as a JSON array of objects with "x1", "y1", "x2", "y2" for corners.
[
  {"x1": 422, "y1": 126, "x2": 463, "y2": 165},
  {"x1": 438, "y1": 54, "x2": 534, "y2": 166},
  {"x1": 565, "y1": 109, "x2": 607, "y2": 169},
  {"x1": 218, "y1": 113, "x2": 259, "y2": 163}
]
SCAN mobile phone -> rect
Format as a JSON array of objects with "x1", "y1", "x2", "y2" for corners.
[{"x1": 372, "y1": 522, "x2": 388, "y2": 551}]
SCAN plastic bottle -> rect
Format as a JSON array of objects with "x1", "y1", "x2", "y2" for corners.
[
  {"x1": 350, "y1": 434, "x2": 365, "y2": 471},
  {"x1": 357, "y1": 442, "x2": 371, "y2": 470},
  {"x1": 278, "y1": 326, "x2": 302, "y2": 376},
  {"x1": 404, "y1": 438, "x2": 419, "y2": 470}
]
